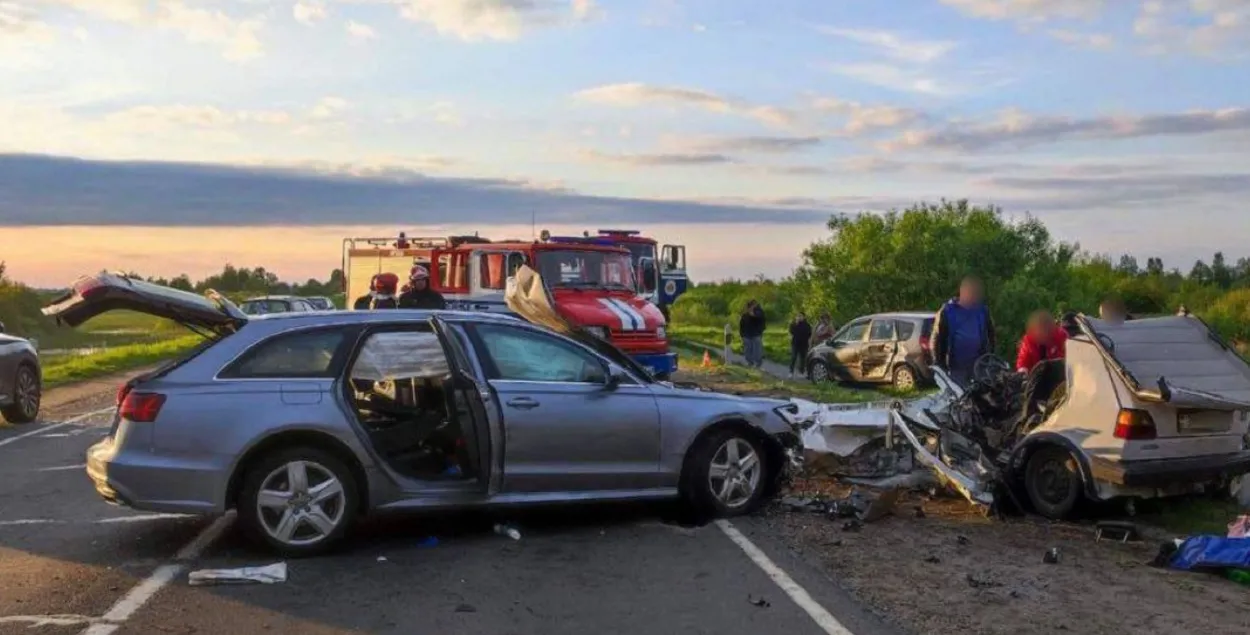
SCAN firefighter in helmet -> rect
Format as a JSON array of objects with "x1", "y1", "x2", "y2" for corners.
[
  {"x1": 399, "y1": 264, "x2": 446, "y2": 310},
  {"x1": 353, "y1": 273, "x2": 400, "y2": 310}
]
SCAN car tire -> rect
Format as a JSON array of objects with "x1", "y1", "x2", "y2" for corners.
[
  {"x1": 682, "y1": 428, "x2": 770, "y2": 518},
  {"x1": 892, "y1": 364, "x2": 917, "y2": 391},
  {"x1": 808, "y1": 360, "x2": 832, "y2": 384},
  {"x1": 2, "y1": 363, "x2": 40, "y2": 424},
  {"x1": 1024, "y1": 446, "x2": 1083, "y2": 520},
  {"x1": 237, "y1": 447, "x2": 359, "y2": 557}
]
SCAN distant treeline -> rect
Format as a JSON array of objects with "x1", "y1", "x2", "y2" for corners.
[{"x1": 669, "y1": 200, "x2": 1250, "y2": 355}]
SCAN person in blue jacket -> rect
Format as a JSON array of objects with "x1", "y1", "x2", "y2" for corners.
[{"x1": 931, "y1": 276, "x2": 996, "y2": 387}]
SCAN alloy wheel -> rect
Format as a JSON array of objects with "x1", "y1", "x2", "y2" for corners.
[
  {"x1": 1035, "y1": 455, "x2": 1075, "y2": 506},
  {"x1": 256, "y1": 460, "x2": 346, "y2": 547},
  {"x1": 894, "y1": 366, "x2": 916, "y2": 391},
  {"x1": 16, "y1": 367, "x2": 39, "y2": 420},
  {"x1": 810, "y1": 362, "x2": 829, "y2": 383},
  {"x1": 708, "y1": 438, "x2": 762, "y2": 509}
]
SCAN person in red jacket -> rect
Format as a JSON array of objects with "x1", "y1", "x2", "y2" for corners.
[{"x1": 1016, "y1": 310, "x2": 1067, "y2": 373}]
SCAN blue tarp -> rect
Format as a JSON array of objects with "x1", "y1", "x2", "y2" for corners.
[{"x1": 1170, "y1": 536, "x2": 1250, "y2": 571}]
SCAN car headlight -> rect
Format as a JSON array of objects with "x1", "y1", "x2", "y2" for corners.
[
  {"x1": 586, "y1": 326, "x2": 609, "y2": 339},
  {"x1": 656, "y1": 326, "x2": 667, "y2": 339}
]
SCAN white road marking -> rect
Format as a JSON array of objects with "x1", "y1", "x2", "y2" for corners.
[
  {"x1": 0, "y1": 406, "x2": 116, "y2": 449},
  {"x1": 716, "y1": 519, "x2": 855, "y2": 635},
  {"x1": 0, "y1": 513, "x2": 194, "y2": 527},
  {"x1": 0, "y1": 614, "x2": 98, "y2": 627},
  {"x1": 36, "y1": 463, "x2": 88, "y2": 472},
  {"x1": 79, "y1": 513, "x2": 235, "y2": 635}
]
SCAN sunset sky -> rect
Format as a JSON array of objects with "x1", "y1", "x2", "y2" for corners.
[{"x1": 2, "y1": 0, "x2": 1249, "y2": 288}]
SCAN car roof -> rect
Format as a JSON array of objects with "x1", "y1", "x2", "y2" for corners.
[
  {"x1": 852, "y1": 311, "x2": 934, "y2": 321},
  {"x1": 244, "y1": 296, "x2": 308, "y2": 302},
  {"x1": 246, "y1": 309, "x2": 524, "y2": 327}
]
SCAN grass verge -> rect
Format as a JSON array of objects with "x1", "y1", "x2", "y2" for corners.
[
  {"x1": 41, "y1": 335, "x2": 204, "y2": 387},
  {"x1": 670, "y1": 325, "x2": 792, "y2": 365},
  {"x1": 673, "y1": 344, "x2": 909, "y2": 403}
]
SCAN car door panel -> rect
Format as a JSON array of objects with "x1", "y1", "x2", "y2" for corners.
[
  {"x1": 861, "y1": 319, "x2": 897, "y2": 380},
  {"x1": 828, "y1": 320, "x2": 870, "y2": 379}
]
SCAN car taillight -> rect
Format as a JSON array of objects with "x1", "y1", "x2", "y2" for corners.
[
  {"x1": 1114, "y1": 408, "x2": 1156, "y2": 440},
  {"x1": 120, "y1": 392, "x2": 166, "y2": 423},
  {"x1": 919, "y1": 335, "x2": 931, "y2": 351},
  {"x1": 116, "y1": 383, "x2": 133, "y2": 408}
]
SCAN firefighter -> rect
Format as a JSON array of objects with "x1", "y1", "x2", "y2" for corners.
[
  {"x1": 399, "y1": 265, "x2": 446, "y2": 310},
  {"x1": 353, "y1": 273, "x2": 400, "y2": 310}
]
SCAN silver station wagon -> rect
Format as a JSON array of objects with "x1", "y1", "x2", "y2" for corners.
[{"x1": 44, "y1": 273, "x2": 802, "y2": 555}]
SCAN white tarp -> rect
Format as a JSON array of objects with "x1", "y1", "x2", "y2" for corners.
[{"x1": 351, "y1": 331, "x2": 449, "y2": 381}]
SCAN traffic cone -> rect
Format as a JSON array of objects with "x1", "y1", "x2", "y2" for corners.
[{"x1": 701, "y1": 350, "x2": 712, "y2": 368}]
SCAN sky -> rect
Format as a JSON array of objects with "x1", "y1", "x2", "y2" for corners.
[{"x1": 1, "y1": 0, "x2": 1249, "y2": 287}]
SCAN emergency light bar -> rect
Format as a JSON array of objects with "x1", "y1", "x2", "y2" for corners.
[{"x1": 597, "y1": 229, "x2": 641, "y2": 236}]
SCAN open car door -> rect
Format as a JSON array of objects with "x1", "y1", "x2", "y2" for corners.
[
  {"x1": 42, "y1": 272, "x2": 245, "y2": 337},
  {"x1": 429, "y1": 316, "x2": 500, "y2": 495}
]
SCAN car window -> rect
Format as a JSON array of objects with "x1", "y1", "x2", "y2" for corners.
[
  {"x1": 868, "y1": 320, "x2": 895, "y2": 342},
  {"x1": 895, "y1": 320, "x2": 916, "y2": 341},
  {"x1": 221, "y1": 328, "x2": 347, "y2": 379},
  {"x1": 835, "y1": 320, "x2": 869, "y2": 343},
  {"x1": 474, "y1": 324, "x2": 606, "y2": 383}
]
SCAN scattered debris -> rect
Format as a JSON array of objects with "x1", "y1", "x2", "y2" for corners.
[
  {"x1": 1096, "y1": 521, "x2": 1140, "y2": 543},
  {"x1": 748, "y1": 595, "x2": 770, "y2": 608},
  {"x1": 913, "y1": 506, "x2": 926, "y2": 519},
  {"x1": 1043, "y1": 548, "x2": 1060, "y2": 564},
  {"x1": 924, "y1": 555, "x2": 941, "y2": 564},
  {"x1": 376, "y1": 556, "x2": 388, "y2": 563},
  {"x1": 957, "y1": 535, "x2": 970, "y2": 546},
  {"x1": 494, "y1": 524, "x2": 522, "y2": 540},
  {"x1": 188, "y1": 562, "x2": 287, "y2": 586},
  {"x1": 842, "y1": 519, "x2": 863, "y2": 532},
  {"x1": 965, "y1": 573, "x2": 1001, "y2": 589},
  {"x1": 455, "y1": 603, "x2": 477, "y2": 613}
]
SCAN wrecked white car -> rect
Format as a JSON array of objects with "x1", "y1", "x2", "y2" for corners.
[{"x1": 784, "y1": 314, "x2": 1250, "y2": 519}]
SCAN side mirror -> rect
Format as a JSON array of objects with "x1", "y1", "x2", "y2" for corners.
[{"x1": 604, "y1": 370, "x2": 625, "y2": 390}]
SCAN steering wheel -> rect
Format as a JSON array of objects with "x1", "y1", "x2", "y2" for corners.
[
  {"x1": 1096, "y1": 333, "x2": 1115, "y2": 352},
  {"x1": 973, "y1": 354, "x2": 1011, "y2": 384}
]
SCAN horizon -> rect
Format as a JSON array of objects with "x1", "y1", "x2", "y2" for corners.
[{"x1": 2, "y1": 1, "x2": 1249, "y2": 286}]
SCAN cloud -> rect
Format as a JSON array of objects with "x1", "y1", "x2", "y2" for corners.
[
  {"x1": 815, "y1": 26, "x2": 957, "y2": 63},
  {"x1": 1133, "y1": 0, "x2": 1250, "y2": 58},
  {"x1": 823, "y1": 62, "x2": 961, "y2": 96},
  {"x1": 103, "y1": 104, "x2": 293, "y2": 130},
  {"x1": 24, "y1": 0, "x2": 264, "y2": 61},
  {"x1": 293, "y1": 1, "x2": 327, "y2": 25},
  {"x1": 883, "y1": 107, "x2": 1250, "y2": 152},
  {"x1": 980, "y1": 171, "x2": 1250, "y2": 212},
  {"x1": 574, "y1": 82, "x2": 797, "y2": 127},
  {"x1": 685, "y1": 136, "x2": 824, "y2": 154},
  {"x1": 0, "y1": 153, "x2": 827, "y2": 226},
  {"x1": 388, "y1": 0, "x2": 589, "y2": 42},
  {"x1": 346, "y1": 19, "x2": 376, "y2": 39},
  {"x1": 579, "y1": 150, "x2": 735, "y2": 166},
  {"x1": 939, "y1": 0, "x2": 1108, "y2": 22},
  {"x1": 1046, "y1": 29, "x2": 1115, "y2": 49},
  {"x1": 308, "y1": 96, "x2": 349, "y2": 120},
  {"x1": 430, "y1": 101, "x2": 464, "y2": 126},
  {"x1": 811, "y1": 97, "x2": 925, "y2": 134}
]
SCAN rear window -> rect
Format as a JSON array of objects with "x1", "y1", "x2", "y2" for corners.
[
  {"x1": 895, "y1": 320, "x2": 916, "y2": 341},
  {"x1": 921, "y1": 318, "x2": 934, "y2": 338},
  {"x1": 219, "y1": 328, "x2": 348, "y2": 379}
]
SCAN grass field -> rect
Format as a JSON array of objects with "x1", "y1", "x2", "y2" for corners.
[
  {"x1": 670, "y1": 325, "x2": 793, "y2": 365},
  {"x1": 672, "y1": 344, "x2": 914, "y2": 403},
  {"x1": 36, "y1": 311, "x2": 199, "y2": 387},
  {"x1": 34, "y1": 310, "x2": 186, "y2": 352},
  {"x1": 41, "y1": 335, "x2": 204, "y2": 387}
]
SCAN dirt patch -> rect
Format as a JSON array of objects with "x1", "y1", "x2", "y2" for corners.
[{"x1": 674, "y1": 367, "x2": 1250, "y2": 635}]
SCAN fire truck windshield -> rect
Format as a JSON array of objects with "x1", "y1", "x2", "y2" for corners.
[{"x1": 536, "y1": 250, "x2": 636, "y2": 291}]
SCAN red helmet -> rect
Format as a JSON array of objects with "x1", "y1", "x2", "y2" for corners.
[
  {"x1": 373, "y1": 272, "x2": 399, "y2": 294},
  {"x1": 409, "y1": 264, "x2": 430, "y2": 281}
]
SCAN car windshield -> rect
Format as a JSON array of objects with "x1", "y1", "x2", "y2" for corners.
[{"x1": 536, "y1": 250, "x2": 636, "y2": 291}]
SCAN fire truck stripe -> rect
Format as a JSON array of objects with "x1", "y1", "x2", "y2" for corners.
[
  {"x1": 598, "y1": 298, "x2": 633, "y2": 330},
  {"x1": 608, "y1": 298, "x2": 644, "y2": 331}
]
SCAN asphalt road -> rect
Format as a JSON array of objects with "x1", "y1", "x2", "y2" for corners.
[{"x1": 1, "y1": 384, "x2": 903, "y2": 635}]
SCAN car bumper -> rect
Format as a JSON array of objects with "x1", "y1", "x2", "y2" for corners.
[
  {"x1": 87, "y1": 436, "x2": 228, "y2": 514},
  {"x1": 1091, "y1": 451, "x2": 1250, "y2": 488},
  {"x1": 633, "y1": 352, "x2": 678, "y2": 376}
]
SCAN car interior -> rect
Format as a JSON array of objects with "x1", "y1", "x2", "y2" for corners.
[{"x1": 346, "y1": 327, "x2": 478, "y2": 482}]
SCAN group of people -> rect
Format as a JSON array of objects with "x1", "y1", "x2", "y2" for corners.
[
  {"x1": 353, "y1": 265, "x2": 447, "y2": 311},
  {"x1": 738, "y1": 274, "x2": 1137, "y2": 386}
]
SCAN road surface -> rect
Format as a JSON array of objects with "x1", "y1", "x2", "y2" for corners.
[{"x1": 0, "y1": 380, "x2": 902, "y2": 635}]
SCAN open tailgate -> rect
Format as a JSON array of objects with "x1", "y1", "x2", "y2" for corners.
[{"x1": 42, "y1": 272, "x2": 246, "y2": 335}]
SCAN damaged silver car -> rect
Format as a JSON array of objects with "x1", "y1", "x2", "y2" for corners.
[{"x1": 783, "y1": 314, "x2": 1250, "y2": 519}]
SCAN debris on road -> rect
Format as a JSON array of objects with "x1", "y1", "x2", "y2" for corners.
[
  {"x1": 965, "y1": 573, "x2": 1001, "y2": 589},
  {"x1": 957, "y1": 535, "x2": 970, "y2": 546},
  {"x1": 777, "y1": 487, "x2": 901, "y2": 525},
  {"x1": 494, "y1": 523, "x2": 522, "y2": 540},
  {"x1": 188, "y1": 562, "x2": 287, "y2": 586},
  {"x1": 376, "y1": 556, "x2": 388, "y2": 562},
  {"x1": 748, "y1": 595, "x2": 770, "y2": 608},
  {"x1": 1095, "y1": 521, "x2": 1140, "y2": 543},
  {"x1": 1043, "y1": 548, "x2": 1060, "y2": 564}
]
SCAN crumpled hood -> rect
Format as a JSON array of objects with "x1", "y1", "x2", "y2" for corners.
[{"x1": 554, "y1": 291, "x2": 665, "y2": 332}]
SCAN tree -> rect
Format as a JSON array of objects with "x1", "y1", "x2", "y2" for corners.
[
  {"x1": 1212, "y1": 252, "x2": 1233, "y2": 289},
  {"x1": 1116, "y1": 254, "x2": 1140, "y2": 277},
  {"x1": 1190, "y1": 259, "x2": 1214, "y2": 285},
  {"x1": 1146, "y1": 257, "x2": 1165, "y2": 276}
]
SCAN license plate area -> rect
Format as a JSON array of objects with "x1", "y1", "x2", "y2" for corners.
[{"x1": 1177, "y1": 409, "x2": 1234, "y2": 434}]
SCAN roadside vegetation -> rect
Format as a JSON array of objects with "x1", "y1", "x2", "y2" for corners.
[{"x1": 41, "y1": 335, "x2": 204, "y2": 387}]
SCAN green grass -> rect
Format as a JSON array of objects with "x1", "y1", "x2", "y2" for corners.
[
  {"x1": 673, "y1": 344, "x2": 912, "y2": 403},
  {"x1": 1141, "y1": 497, "x2": 1246, "y2": 536},
  {"x1": 33, "y1": 310, "x2": 186, "y2": 351},
  {"x1": 670, "y1": 325, "x2": 792, "y2": 365},
  {"x1": 41, "y1": 335, "x2": 204, "y2": 387}
]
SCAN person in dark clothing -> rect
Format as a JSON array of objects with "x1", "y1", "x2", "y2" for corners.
[
  {"x1": 788, "y1": 312, "x2": 813, "y2": 378},
  {"x1": 738, "y1": 300, "x2": 766, "y2": 368},
  {"x1": 398, "y1": 265, "x2": 446, "y2": 310},
  {"x1": 1098, "y1": 297, "x2": 1133, "y2": 324},
  {"x1": 353, "y1": 273, "x2": 400, "y2": 310},
  {"x1": 931, "y1": 276, "x2": 996, "y2": 387}
]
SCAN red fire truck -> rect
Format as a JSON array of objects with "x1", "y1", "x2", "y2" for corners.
[{"x1": 342, "y1": 232, "x2": 678, "y2": 377}]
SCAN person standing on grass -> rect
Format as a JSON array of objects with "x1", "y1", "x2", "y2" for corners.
[
  {"x1": 811, "y1": 312, "x2": 835, "y2": 347},
  {"x1": 723, "y1": 322, "x2": 733, "y2": 363},
  {"x1": 738, "y1": 300, "x2": 766, "y2": 368},
  {"x1": 788, "y1": 312, "x2": 813, "y2": 378},
  {"x1": 931, "y1": 275, "x2": 996, "y2": 387}
]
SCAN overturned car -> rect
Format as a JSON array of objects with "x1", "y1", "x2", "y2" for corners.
[{"x1": 783, "y1": 314, "x2": 1250, "y2": 519}]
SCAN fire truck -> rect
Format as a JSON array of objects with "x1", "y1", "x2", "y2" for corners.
[
  {"x1": 578, "y1": 230, "x2": 688, "y2": 321},
  {"x1": 342, "y1": 232, "x2": 679, "y2": 377}
]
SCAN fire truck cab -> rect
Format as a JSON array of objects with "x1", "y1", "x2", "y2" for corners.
[
  {"x1": 583, "y1": 230, "x2": 688, "y2": 321},
  {"x1": 342, "y1": 232, "x2": 678, "y2": 378}
]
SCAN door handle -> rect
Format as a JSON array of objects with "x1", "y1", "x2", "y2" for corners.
[{"x1": 506, "y1": 397, "x2": 540, "y2": 410}]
